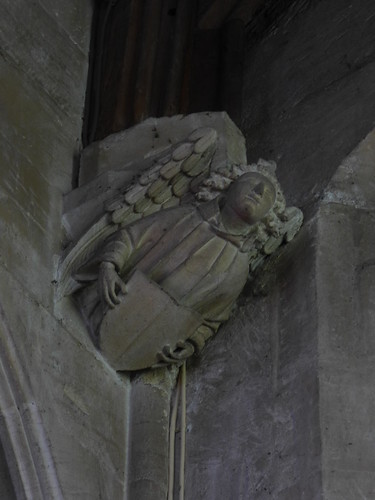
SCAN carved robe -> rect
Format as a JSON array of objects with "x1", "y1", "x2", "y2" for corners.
[{"x1": 76, "y1": 201, "x2": 250, "y2": 349}]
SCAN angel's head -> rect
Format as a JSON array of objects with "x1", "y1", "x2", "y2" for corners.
[{"x1": 220, "y1": 172, "x2": 277, "y2": 234}]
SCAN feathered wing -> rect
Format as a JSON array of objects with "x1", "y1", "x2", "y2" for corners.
[
  {"x1": 58, "y1": 128, "x2": 303, "y2": 299},
  {"x1": 107, "y1": 127, "x2": 218, "y2": 223},
  {"x1": 57, "y1": 127, "x2": 219, "y2": 298}
]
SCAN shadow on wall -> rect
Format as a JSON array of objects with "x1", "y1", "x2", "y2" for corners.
[
  {"x1": 0, "y1": 440, "x2": 16, "y2": 500},
  {"x1": 241, "y1": 0, "x2": 375, "y2": 213}
]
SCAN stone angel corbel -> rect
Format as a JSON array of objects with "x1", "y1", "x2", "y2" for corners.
[{"x1": 58, "y1": 125, "x2": 303, "y2": 371}]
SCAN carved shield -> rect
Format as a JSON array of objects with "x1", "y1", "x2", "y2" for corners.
[{"x1": 99, "y1": 270, "x2": 202, "y2": 371}]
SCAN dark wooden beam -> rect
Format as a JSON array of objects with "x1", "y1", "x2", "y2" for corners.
[
  {"x1": 112, "y1": 0, "x2": 145, "y2": 132},
  {"x1": 163, "y1": 0, "x2": 197, "y2": 116},
  {"x1": 133, "y1": 0, "x2": 164, "y2": 123},
  {"x1": 219, "y1": 19, "x2": 245, "y2": 125},
  {"x1": 188, "y1": 28, "x2": 221, "y2": 113}
]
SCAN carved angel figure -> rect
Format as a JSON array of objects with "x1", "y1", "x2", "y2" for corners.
[{"x1": 59, "y1": 126, "x2": 303, "y2": 371}]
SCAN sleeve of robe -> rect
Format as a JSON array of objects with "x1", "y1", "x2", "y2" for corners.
[
  {"x1": 99, "y1": 229, "x2": 133, "y2": 272},
  {"x1": 98, "y1": 206, "x2": 198, "y2": 273}
]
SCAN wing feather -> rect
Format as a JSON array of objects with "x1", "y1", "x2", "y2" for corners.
[{"x1": 58, "y1": 127, "x2": 219, "y2": 297}]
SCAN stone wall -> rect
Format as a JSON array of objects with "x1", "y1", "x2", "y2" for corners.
[
  {"x1": 184, "y1": 1, "x2": 375, "y2": 499},
  {"x1": 2, "y1": 1, "x2": 375, "y2": 499},
  {"x1": 0, "y1": 1, "x2": 130, "y2": 498}
]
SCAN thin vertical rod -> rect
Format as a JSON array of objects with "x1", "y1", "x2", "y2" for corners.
[
  {"x1": 168, "y1": 373, "x2": 181, "y2": 500},
  {"x1": 179, "y1": 361, "x2": 187, "y2": 500}
]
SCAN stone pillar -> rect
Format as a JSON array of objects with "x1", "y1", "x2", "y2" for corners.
[
  {"x1": 317, "y1": 129, "x2": 375, "y2": 498},
  {"x1": 127, "y1": 367, "x2": 179, "y2": 500}
]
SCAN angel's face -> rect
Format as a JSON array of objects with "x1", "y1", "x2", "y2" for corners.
[{"x1": 225, "y1": 173, "x2": 276, "y2": 226}]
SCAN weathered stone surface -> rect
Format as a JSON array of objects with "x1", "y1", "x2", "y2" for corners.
[
  {"x1": 0, "y1": 0, "x2": 91, "y2": 128},
  {"x1": 0, "y1": 57, "x2": 80, "y2": 192},
  {"x1": 37, "y1": 0, "x2": 93, "y2": 52},
  {"x1": 0, "y1": 136, "x2": 62, "y2": 310},
  {"x1": 0, "y1": 0, "x2": 91, "y2": 312}
]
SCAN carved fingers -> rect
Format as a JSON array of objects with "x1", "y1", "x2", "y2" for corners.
[
  {"x1": 156, "y1": 341, "x2": 195, "y2": 365},
  {"x1": 105, "y1": 276, "x2": 127, "y2": 308},
  {"x1": 99, "y1": 262, "x2": 127, "y2": 309}
]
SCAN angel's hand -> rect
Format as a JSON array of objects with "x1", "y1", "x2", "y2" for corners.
[
  {"x1": 99, "y1": 262, "x2": 127, "y2": 309},
  {"x1": 156, "y1": 341, "x2": 195, "y2": 366}
]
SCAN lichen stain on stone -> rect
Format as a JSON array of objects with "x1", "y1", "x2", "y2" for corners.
[{"x1": 138, "y1": 365, "x2": 179, "y2": 392}]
